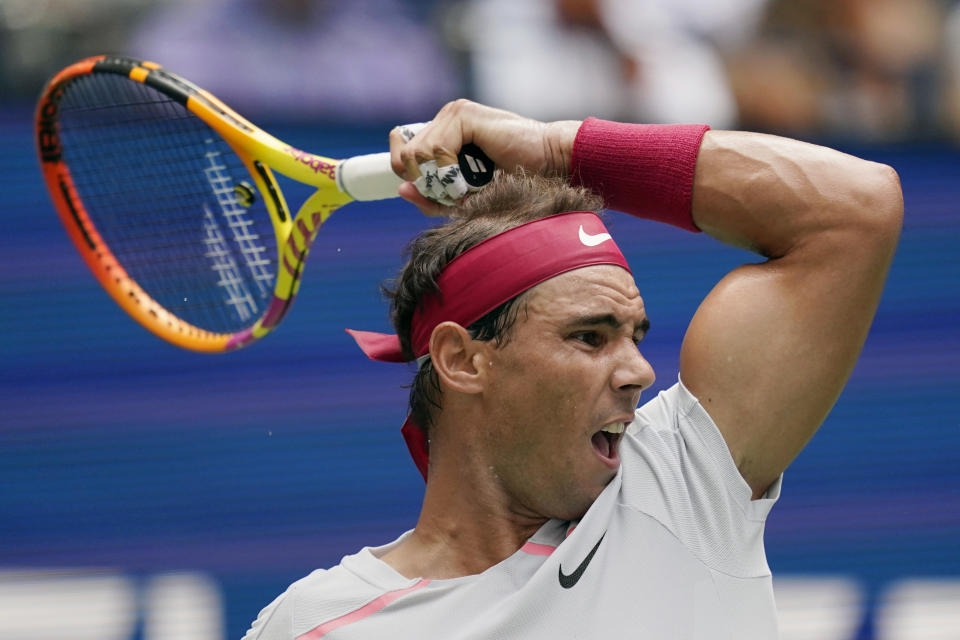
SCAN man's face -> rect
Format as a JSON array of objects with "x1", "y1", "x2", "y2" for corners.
[{"x1": 477, "y1": 265, "x2": 655, "y2": 521}]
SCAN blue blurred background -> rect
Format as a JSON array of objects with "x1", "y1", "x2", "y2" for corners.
[{"x1": 1, "y1": 1, "x2": 958, "y2": 639}]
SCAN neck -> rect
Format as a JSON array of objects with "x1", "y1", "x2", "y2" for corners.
[{"x1": 380, "y1": 441, "x2": 547, "y2": 579}]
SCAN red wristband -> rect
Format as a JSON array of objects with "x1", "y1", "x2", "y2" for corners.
[{"x1": 570, "y1": 118, "x2": 710, "y2": 232}]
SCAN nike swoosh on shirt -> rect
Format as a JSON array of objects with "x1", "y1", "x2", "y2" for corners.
[
  {"x1": 558, "y1": 532, "x2": 606, "y2": 589},
  {"x1": 578, "y1": 225, "x2": 612, "y2": 247}
]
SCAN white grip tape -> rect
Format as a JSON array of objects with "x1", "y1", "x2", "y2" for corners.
[{"x1": 336, "y1": 152, "x2": 402, "y2": 201}]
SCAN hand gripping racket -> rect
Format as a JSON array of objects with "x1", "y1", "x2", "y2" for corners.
[{"x1": 36, "y1": 55, "x2": 494, "y2": 352}]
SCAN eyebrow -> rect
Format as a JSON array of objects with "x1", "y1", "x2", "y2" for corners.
[{"x1": 566, "y1": 313, "x2": 651, "y2": 339}]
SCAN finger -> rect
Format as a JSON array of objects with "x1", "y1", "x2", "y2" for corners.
[
  {"x1": 391, "y1": 122, "x2": 431, "y2": 181},
  {"x1": 388, "y1": 128, "x2": 410, "y2": 179},
  {"x1": 402, "y1": 147, "x2": 422, "y2": 182},
  {"x1": 433, "y1": 145, "x2": 458, "y2": 168},
  {"x1": 397, "y1": 122, "x2": 428, "y2": 143}
]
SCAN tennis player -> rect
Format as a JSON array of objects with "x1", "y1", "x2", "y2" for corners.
[{"x1": 243, "y1": 100, "x2": 902, "y2": 639}]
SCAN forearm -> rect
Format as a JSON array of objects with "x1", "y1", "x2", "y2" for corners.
[
  {"x1": 566, "y1": 119, "x2": 902, "y2": 253},
  {"x1": 691, "y1": 130, "x2": 903, "y2": 259}
]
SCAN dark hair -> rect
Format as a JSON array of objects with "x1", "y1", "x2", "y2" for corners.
[{"x1": 382, "y1": 171, "x2": 605, "y2": 436}]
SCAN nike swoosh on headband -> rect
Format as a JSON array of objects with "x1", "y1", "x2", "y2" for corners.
[
  {"x1": 579, "y1": 225, "x2": 612, "y2": 247},
  {"x1": 346, "y1": 212, "x2": 632, "y2": 480}
]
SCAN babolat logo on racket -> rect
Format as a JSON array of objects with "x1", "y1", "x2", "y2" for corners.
[
  {"x1": 284, "y1": 146, "x2": 337, "y2": 179},
  {"x1": 37, "y1": 83, "x2": 66, "y2": 162},
  {"x1": 457, "y1": 143, "x2": 495, "y2": 188}
]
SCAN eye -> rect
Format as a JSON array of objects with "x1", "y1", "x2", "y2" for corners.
[{"x1": 573, "y1": 331, "x2": 604, "y2": 347}]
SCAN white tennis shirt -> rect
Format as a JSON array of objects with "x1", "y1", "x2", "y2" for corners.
[{"x1": 243, "y1": 380, "x2": 782, "y2": 639}]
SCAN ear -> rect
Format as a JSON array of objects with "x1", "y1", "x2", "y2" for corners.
[{"x1": 429, "y1": 322, "x2": 488, "y2": 394}]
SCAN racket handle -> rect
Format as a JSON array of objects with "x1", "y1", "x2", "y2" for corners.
[
  {"x1": 336, "y1": 152, "x2": 402, "y2": 201},
  {"x1": 337, "y1": 145, "x2": 497, "y2": 202}
]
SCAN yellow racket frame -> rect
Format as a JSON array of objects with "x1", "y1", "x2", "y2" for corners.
[{"x1": 37, "y1": 55, "x2": 357, "y2": 352}]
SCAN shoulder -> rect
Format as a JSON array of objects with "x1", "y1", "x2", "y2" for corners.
[
  {"x1": 632, "y1": 377, "x2": 708, "y2": 436},
  {"x1": 628, "y1": 379, "x2": 781, "y2": 510},
  {"x1": 242, "y1": 564, "x2": 391, "y2": 640},
  {"x1": 241, "y1": 536, "x2": 421, "y2": 640},
  {"x1": 240, "y1": 569, "x2": 329, "y2": 640},
  {"x1": 617, "y1": 380, "x2": 781, "y2": 575}
]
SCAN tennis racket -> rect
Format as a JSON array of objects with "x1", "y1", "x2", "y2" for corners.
[{"x1": 36, "y1": 55, "x2": 494, "y2": 352}]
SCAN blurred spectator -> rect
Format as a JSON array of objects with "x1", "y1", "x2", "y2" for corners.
[
  {"x1": 727, "y1": 0, "x2": 947, "y2": 141},
  {"x1": 129, "y1": 0, "x2": 458, "y2": 121},
  {"x1": 945, "y1": 2, "x2": 960, "y2": 139},
  {"x1": 3, "y1": 0, "x2": 960, "y2": 142},
  {"x1": 453, "y1": 0, "x2": 769, "y2": 127},
  {"x1": 0, "y1": 0, "x2": 155, "y2": 100},
  {"x1": 451, "y1": 0, "x2": 956, "y2": 142}
]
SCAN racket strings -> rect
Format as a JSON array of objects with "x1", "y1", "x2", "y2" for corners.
[{"x1": 55, "y1": 73, "x2": 278, "y2": 333}]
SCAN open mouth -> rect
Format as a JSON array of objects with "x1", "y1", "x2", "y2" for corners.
[{"x1": 591, "y1": 421, "x2": 625, "y2": 467}]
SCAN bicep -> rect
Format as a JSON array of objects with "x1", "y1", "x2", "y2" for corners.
[
  {"x1": 680, "y1": 225, "x2": 898, "y2": 498},
  {"x1": 677, "y1": 132, "x2": 902, "y2": 498}
]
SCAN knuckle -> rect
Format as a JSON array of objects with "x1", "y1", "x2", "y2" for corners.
[
  {"x1": 432, "y1": 144, "x2": 453, "y2": 158},
  {"x1": 442, "y1": 98, "x2": 471, "y2": 115}
]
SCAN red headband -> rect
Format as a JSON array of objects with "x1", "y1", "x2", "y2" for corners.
[{"x1": 347, "y1": 211, "x2": 631, "y2": 478}]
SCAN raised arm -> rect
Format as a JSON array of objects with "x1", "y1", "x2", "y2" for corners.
[
  {"x1": 390, "y1": 102, "x2": 904, "y2": 498},
  {"x1": 680, "y1": 131, "x2": 902, "y2": 497}
]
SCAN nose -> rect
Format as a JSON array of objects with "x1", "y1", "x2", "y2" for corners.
[{"x1": 611, "y1": 338, "x2": 656, "y2": 400}]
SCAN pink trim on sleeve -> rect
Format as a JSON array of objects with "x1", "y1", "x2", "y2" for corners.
[
  {"x1": 519, "y1": 541, "x2": 556, "y2": 556},
  {"x1": 295, "y1": 579, "x2": 431, "y2": 640}
]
